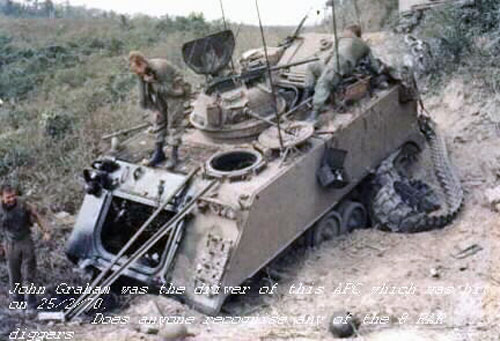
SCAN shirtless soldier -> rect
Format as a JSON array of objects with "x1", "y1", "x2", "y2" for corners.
[{"x1": 129, "y1": 51, "x2": 191, "y2": 168}]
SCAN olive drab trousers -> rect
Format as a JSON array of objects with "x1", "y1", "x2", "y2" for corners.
[
  {"x1": 153, "y1": 96, "x2": 188, "y2": 147},
  {"x1": 5, "y1": 237, "x2": 37, "y2": 296},
  {"x1": 312, "y1": 54, "x2": 355, "y2": 112}
]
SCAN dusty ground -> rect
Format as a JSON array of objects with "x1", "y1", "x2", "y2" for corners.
[{"x1": 1, "y1": 63, "x2": 499, "y2": 341}]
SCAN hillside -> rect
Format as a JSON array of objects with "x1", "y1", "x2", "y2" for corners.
[
  {"x1": 0, "y1": 13, "x2": 290, "y2": 212},
  {"x1": 0, "y1": 1, "x2": 499, "y2": 340}
]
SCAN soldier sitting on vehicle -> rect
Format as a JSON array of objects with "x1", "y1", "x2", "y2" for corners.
[
  {"x1": 129, "y1": 51, "x2": 191, "y2": 169},
  {"x1": 308, "y1": 24, "x2": 383, "y2": 123}
]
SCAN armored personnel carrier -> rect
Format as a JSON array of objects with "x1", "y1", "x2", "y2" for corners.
[{"x1": 66, "y1": 26, "x2": 462, "y2": 315}]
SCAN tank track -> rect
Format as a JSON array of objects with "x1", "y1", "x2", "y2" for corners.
[{"x1": 371, "y1": 118, "x2": 463, "y2": 233}]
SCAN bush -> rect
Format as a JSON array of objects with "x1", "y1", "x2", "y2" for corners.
[
  {"x1": 421, "y1": 1, "x2": 500, "y2": 64},
  {"x1": 0, "y1": 141, "x2": 33, "y2": 177},
  {"x1": 107, "y1": 37, "x2": 124, "y2": 56},
  {"x1": 0, "y1": 108, "x2": 34, "y2": 130},
  {"x1": 106, "y1": 73, "x2": 136, "y2": 103},
  {"x1": 155, "y1": 13, "x2": 212, "y2": 35},
  {"x1": 415, "y1": 0, "x2": 500, "y2": 91},
  {"x1": 41, "y1": 110, "x2": 74, "y2": 139},
  {"x1": 54, "y1": 67, "x2": 88, "y2": 88},
  {"x1": 0, "y1": 41, "x2": 80, "y2": 99}
]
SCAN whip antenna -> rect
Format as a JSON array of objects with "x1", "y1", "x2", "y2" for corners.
[
  {"x1": 329, "y1": 0, "x2": 341, "y2": 71},
  {"x1": 255, "y1": 0, "x2": 284, "y2": 150},
  {"x1": 219, "y1": 0, "x2": 236, "y2": 73},
  {"x1": 353, "y1": 0, "x2": 361, "y2": 28}
]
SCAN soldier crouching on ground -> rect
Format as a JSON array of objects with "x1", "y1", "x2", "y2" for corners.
[
  {"x1": 0, "y1": 183, "x2": 50, "y2": 309},
  {"x1": 129, "y1": 51, "x2": 191, "y2": 169},
  {"x1": 308, "y1": 24, "x2": 382, "y2": 123}
]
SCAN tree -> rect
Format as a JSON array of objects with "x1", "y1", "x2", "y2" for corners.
[
  {"x1": 43, "y1": 0, "x2": 54, "y2": 18},
  {"x1": 2, "y1": 0, "x2": 21, "y2": 16}
]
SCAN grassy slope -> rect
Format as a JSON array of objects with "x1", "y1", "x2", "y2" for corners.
[{"x1": 0, "y1": 15, "x2": 289, "y2": 212}]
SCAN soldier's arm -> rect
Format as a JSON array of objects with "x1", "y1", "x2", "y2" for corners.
[
  {"x1": 366, "y1": 50, "x2": 384, "y2": 75},
  {"x1": 138, "y1": 80, "x2": 148, "y2": 109},
  {"x1": 150, "y1": 61, "x2": 186, "y2": 97},
  {"x1": 164, "y1": 87, "x2": 185, "y2": 97},
  {"x1": 162, "y1": 77, "x2": 185, "y2": 97},
  {"x1": 27, "y1": 203, "x2": 51, "y2": 241}
]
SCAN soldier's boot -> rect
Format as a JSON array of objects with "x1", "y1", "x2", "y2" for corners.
[
  {"x1": 165, "y1": 146, "x2": 179, "y2": 170},
  {"x1": 148, "y1": 142, "x2": 166, "y2": 167}
]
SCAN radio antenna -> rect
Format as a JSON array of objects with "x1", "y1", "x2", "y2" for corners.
[
  {"x1": 353, "y1": 0, "x2": 361, "y2": 28},
  {"x1": 330, "y1": 0, "x2": 341, "y2": 72},
  {"x1": 255, "y1": 0, "x2": 284, "y2": 150},
  {"x1": 219, "y1": 0, "x2": 228, "y2": 29},
  {"x1": 219, "y1": 0, "x2": 236, "y2": 73}
]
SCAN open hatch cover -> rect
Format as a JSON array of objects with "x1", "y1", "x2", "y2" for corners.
[{"x1": 182, "y1": 30, "x2": 235, "y2": 76}]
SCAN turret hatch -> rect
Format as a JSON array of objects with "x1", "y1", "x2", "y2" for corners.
[{"x1": 182, "y1": 30, "x2": 235, "y2": 76}]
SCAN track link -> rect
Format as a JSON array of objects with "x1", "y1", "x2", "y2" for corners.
[{"x1": 371, "y1": 118, "x2": 463, "y2": 233}]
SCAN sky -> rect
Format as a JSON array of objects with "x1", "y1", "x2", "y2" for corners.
[{"x1": 51, "y1": 0, "x2": 332, "y2": 26}]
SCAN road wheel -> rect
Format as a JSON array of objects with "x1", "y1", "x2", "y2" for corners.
[
  {"x1": 338, "y1": 201, "x2": 368, "y2": 232},
  {"x1": 311, "y1": 211, "x2": 342, "y2": 246},
  {"x1": 329, "y1": 310, "x2": 360, "y2": 338}
]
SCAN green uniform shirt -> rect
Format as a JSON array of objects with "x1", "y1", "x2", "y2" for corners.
[
  {"x1": 312, "y1": 36, "x2": 381, "y2": 112},
  {"x1": 139, "y1": 58, "x2": 185, "y2": 113},
  {"x1": 331, "y1": 36, "x2": 371, "y2": 75}
]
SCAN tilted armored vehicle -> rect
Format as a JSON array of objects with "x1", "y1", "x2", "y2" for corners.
[{"x1": 66, "y1": 25, "x2": 462, "y2": 315}]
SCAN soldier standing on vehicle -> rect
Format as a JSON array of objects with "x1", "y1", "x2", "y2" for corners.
[
  {"x1": 308, "y1": 24, "x2": 381, "y2": 122},
  {"x1": 0, "y1": 184, "x2": 50, "y2": 308},
  {"x1": 129, "y1": 51, "x2": 191, "y2": 169}
]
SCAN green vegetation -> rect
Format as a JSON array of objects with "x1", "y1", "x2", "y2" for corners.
[
  {"x1": 0, "y1": 3, "x2": 288, "y2": 212},
  {"x1": 418, "y1": 0, "x2": 500, "y2": 92},
  {"x1": 323, "y1": 0, "x2": 398, "y2": 32}
]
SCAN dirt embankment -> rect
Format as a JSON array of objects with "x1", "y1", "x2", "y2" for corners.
[
  {"x1": 332, "y1": 0, "x2": 398, "y2": 32},
  {"x1": 357, "y1": 0, "x2": 398, "y2": 31}
]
